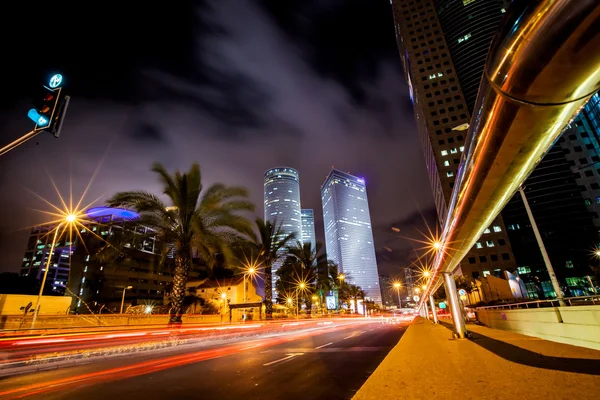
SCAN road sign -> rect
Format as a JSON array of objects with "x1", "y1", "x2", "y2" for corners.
[
  {"x1": 412, "y1": 295, "x2": 420, "y2": 302},
  {"x1": 439, "y1": 302, "x2": 447, "y2": 309},
  {"x1": 49, "y1": 74, "x2": 63, "y2": 89},
  {"x1": 458, "y1": 289, "x2": 467, "y2": 296}
]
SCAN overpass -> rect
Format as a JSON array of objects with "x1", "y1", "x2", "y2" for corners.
[{"x1": 415, "y1": 0, "x2": 600, "y2": 340}]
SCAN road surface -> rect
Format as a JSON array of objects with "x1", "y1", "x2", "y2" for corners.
[{"x1": 0, "y1": 319, "x2": 408, "y2": 400}]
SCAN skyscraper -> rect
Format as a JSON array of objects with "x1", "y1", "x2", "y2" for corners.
[
  {"x1": 321, "y1": 169, "x2": 382, "y2": 304},
  {"x1": 391, "y1": 0, "x2": 516, "y2": 279},
  {"x1": 301, "y1": 209, "x2": 316, "y2": 251},
  {"x1": 264, "y1": 167, "x2": 302, "y2": 294}
]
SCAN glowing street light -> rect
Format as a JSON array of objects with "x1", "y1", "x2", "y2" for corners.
[
  {"x1": 432, "y1": 241, "x2": 442, "y2": 251},
  {"x1": 30, "y1": 212, "x2": 80, "y2": 329},
  {"x1": 120, "y1": 286, "x2": 133, "y2": 314},
  {"x1": 393, "y1": 281, "x2": 402, "y2": 309}
]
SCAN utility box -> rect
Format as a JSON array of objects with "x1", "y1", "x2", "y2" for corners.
[{"x1": 0, "y1": 294, "x2": 72, "y2": 315}]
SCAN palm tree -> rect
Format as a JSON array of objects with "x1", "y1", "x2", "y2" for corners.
[
  {"x1": 107, "y1": 163, "x2": 254, "y2": 323},
  {"x1": 347, "y1": 284, "x2": 366, "y2": 314},
  {"x1": 249, "y1": 218, "x2": 295, "y2": 319},
  {"x1": 286, "y1": 241, "x2": 333, "y2": 313}
]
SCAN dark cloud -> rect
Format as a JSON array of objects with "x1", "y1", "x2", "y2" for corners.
[
  {"x1": 0, "y1": 0, "x2": 435, "y2": 274},
  {"x1": 130, "y1": 123, "x2": 167, "y2": 143}
]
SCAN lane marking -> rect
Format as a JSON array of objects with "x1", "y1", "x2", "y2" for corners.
[
  {"x1": 263, "y1": 353, "x2": 304, "y2": 366},
  {"x1": 315, "y1": 342, "x2": 333, "y2": 350},
  {"x1": 343, "y1": 335, "x2": 354, "y2": 340}
]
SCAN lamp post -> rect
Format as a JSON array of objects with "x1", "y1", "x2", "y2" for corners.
[
  {"x1": 337, "y1": 274, "x2": 345, "y2": 311},
  {"x1": 243, "y1": 266, "x2": 256, "y2": 304},
  {"x1": 393, "y1": 282, "x2": 402, "y2": 309},
  {"x1": 31, "y1": 223, "x2": 63, "y2": 329},
  {"x1": 120, "y1": 286, "x2": 133, "y2": 314},
  {"x1": 296, "y1": 282, "x2": 306, "y2": 321}
]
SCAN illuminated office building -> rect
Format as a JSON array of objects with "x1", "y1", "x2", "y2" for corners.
[
  {"x1": 391, "y1": 0, "x2": 516, "y2": 279},
  {"x1": 301, "y1": 209, "x2": 317, "y2": 251},
  {"x1": 264, "y1": 167, "x2": 302, "y2": 295},
  {"x1": 321, "y1": 169, "x2": 381, "y2": 304}
]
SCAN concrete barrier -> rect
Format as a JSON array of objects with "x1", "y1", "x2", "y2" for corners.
[
  {"x1": 0, "y1": 314, "x2": 222, "y2": 331},
  {"x1": 475, "y1": 305, "x2": 600, "y2": 350}
]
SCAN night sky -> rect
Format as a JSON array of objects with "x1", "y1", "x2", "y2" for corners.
[{"x1": 0, "y1": 0, "x2": 436, "y2": 276}]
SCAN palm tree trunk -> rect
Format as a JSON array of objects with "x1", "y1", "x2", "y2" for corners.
[
  {"x1": 169, "y1": 251, "x2": 191, "y2": 324},
  {"x1": 264, "y1": 266, "x2": 273, "y2": 320}
]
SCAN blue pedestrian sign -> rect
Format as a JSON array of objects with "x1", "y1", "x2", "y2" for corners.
[
  {"x1": 27, "y1": 109, "x2": 50, "y2": 127},
  {"x1": 48, "y1": 74, "x2": 63, "y2": 89}
]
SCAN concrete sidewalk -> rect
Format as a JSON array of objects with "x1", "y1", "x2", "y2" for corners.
[{"x1": 354, "y1": 318, "x2": 600, "y2": 400}]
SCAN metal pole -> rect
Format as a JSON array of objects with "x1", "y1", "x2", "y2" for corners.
[
  {"x1": 586, "y1": 276, "x2": 597, "y2": 294},
  {"x1": 31, "y1": 224, "x2": 62, "y2": 329},
  {"x1": 296, "y1": 290, "x2": 299, "y2": 322},
  {"x1": 424, "y1": 300, "x2": 430, "y2": 320},
  {"x1": 397, "y1": 288, "x2": 402, "y2": 309},
  {"x1": 0, "y1": 130, "x2": 41, "y2": 157},
  {"x1": 243, "y1": 275, "x2": 246, "y2": 304},
  {"x1": 429, "y1": 295, "x2": 438, "y2": 323},
  {"x1": 120, "y1": 288, "x2": 127, "y2": 314},
  {"x1": 442, "y1": 272, "x2": 467, "y2": 339},
  {"x1": 519, "y1": 187, "x2": 566, "y2": 306}
]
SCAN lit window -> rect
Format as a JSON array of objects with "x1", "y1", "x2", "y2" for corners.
[
  {"x1": 483, "y1": 228, "x2": 491, "y2": 234},
  {"x1": 450, "y1": 148, "x2": 458, "y2": 154},
  {"x1": 457, "y1": 33, "x2": 472, "y2": 44},
  {"x1": 459, "y1": 146, "x2": 465, "y2": 152},
  {"x1": 493, "y1": 225, "x2": 502, "y2": 232},
  {"x1": 486, "y1": 240, "x2": 495, "y2": 247},
  {"x1": 517, "y1": 266, "x2": 531, "y2": 274},
  {"x1": 444, "y1": 160, "x2": 450, "y2": 166},
  {"x1": 447, "y1": 171, "x2": 454, "y2": 177},
  {"x1": 441, "y1": 150, "x2": 448, "y2": 156},
  {"x1": 475, "y1": 242, "x2": 483, "y2": 249},
  {"x1": 483, "y1": 270, "x2": 491, "y2": 277}
]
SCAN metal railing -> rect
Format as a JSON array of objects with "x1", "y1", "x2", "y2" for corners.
[{"x1": 475, "y1": 295, "x2": 600, "y2": 310}]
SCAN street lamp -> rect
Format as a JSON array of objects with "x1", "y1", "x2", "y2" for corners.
[
  {"x1": 243, "y1": 266, "x2": 257, "y2": 304},
  {"x1": 120, "y1": 286, "x2": 133, "y2": 314},
  {"x1": 337, "y1": 274, "x2": 345, "y2": 311},
  {"x1": 31, "y1": 213, "x2": 79, "y2": 329},
  {"x1": 393, "y1": 282, "x2": 402, "y2": 309},
  {"x1": 296, "y1": 282, "x2": 306, "y2": 321}
]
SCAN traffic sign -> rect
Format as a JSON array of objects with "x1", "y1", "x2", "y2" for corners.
[
  {"x1": 458, "y1": 289, "x2": 467, "y2": 296},
  {"x1": 49, "y1": 74, "x2": 63, "y2": 89},
  {"x1": 439, "y1": 302, "x2": 447, "y2": 309}
]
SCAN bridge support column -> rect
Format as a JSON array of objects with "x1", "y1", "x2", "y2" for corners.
[
  {"x1": 423, "y1": 300, "x2": 430, "y2": 320},
  {"x1": 429, "y1": 295, "x2": 438, "y2": 324},
  {"x1": 442, "y1": 272, "x2": 467, "y2": 339}
]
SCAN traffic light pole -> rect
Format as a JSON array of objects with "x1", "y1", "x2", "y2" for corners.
[{"x1": 0, "y1": 130, "x2": 41, "y2": 157}]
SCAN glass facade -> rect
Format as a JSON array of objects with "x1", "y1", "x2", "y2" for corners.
[
  {"x1": 391, "y1": 0, "x2": 516, "y2": 279},
  {"x1": 301, "y1": 209, "x2": 316, "y2": 252},
  {"x1": 264, "y1": 167, "x2": 302, "y2": 295},
  {"x1": 321, "y1": 170, "x2": 382, "y2": 304},
  {"x1": 434, "y1": 0, "x2": 509, "y2": 113}
]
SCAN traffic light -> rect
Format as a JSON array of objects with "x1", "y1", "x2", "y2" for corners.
[
  {"x1": 28, "y1": 86, "x2": 60, "y2": 129},
  {"x1": 26, "y1": 74, "x2": 70, "y2": 137}
]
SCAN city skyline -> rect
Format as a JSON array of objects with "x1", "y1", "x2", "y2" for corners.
[{"x1": 0, "y1": 0, "x2": 434, "y2": 278}]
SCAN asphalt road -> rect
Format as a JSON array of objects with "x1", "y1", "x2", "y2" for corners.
[{"x1": 0, "y1": 320, "x2": 408, "y2": 400}]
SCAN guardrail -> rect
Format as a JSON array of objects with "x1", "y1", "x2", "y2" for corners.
[{"x1": 475, "y1": 295, "x2": 600, "y2": 310}]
